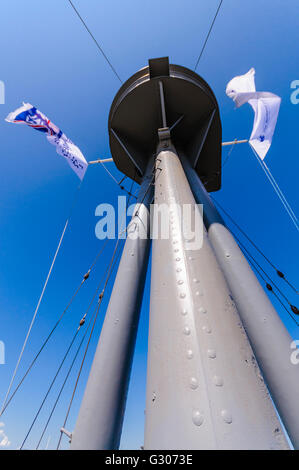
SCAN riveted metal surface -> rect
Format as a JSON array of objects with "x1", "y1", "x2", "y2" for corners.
[
  {"x1": 144, "y1": 148, "x2": 289, "y2": 450},
  {"x1": 181, "y1": 155, "x2": 299, "y2": 449}
]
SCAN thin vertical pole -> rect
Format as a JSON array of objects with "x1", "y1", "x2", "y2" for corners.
[
  {"x1": 159, "y1": 81, "x2": 167, "y2": 128},
  {"x1": 70, "y1": 159, "x2": 154, "y2": 450}
]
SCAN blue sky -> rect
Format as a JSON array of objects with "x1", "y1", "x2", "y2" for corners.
[{"x1": 0, "y1": 0, "x2": 298, "y2": 450}]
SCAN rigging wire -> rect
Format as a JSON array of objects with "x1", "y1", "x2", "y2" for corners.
[
  {"x1": 56, "y1": 238, "x2": 123, "y2": 449},
  {"x1": 11, "y1": 165, "x2": 146, "y2": 448},
  {"x1": 35, "y1": 243, "x2": 124, "y2": 450},
  {"x1": 212, "y1": 197, "x2": 298, "y2": 294},
  {"x1": 262, "y1": 158, "x2": 299, "y2": 225},
  {"x1": 35, "y1": 317, "x2": 95, "y2": 450},
  {"x1": 56, "y1": 299, "x2": 102, "y2": 450},
  {"x1": 19, "y1": 315, "x2": 86, "y2": 450},
  {"x1": 251, "y1": 147, "x2": 299, "y2": 232},
  {"x1": 56, "y1": 170, "x2": 150, "y2": 449},
  {"x1": 67, "y1": 0, "x2": 122, "y2": 83},
  {"x1": 0, "y1": 179, "x2": 84, "y2": 417},
  {"x1": 4, "y1": 168, "x2": 137, "y2": 421},
  {"x1": 234, "y1": 232, "x2": 299, "y2": 327},
  {"x1": 194, "y1": 0, "x2": 223, "y2": 71},
  {"x1": 0, "y1": 238, "x2": 109, "y2": 417},
  {"x1": 233, "y1": 231, "x2": 298, "y2": 316},
  {"x1": 27, "y1": 246, "x2": 120, "y2": 450},
  {"x1": 98, "y1": 159, "x2": 137, "y2": 199}
]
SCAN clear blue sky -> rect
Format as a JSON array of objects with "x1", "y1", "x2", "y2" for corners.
[{"x1": 0, "y1": 0, "x2": 298, "y2": 450}]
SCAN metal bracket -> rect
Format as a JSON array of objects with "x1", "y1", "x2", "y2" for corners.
[
  {"x1": 60, "y1": 427, "x2": 72, "y2": 442},
  {"x1": 158, "y1": 127, "x2": 171, "y2": 150},
  {"x1": 157, "y1": 126, "x2": 172, "y2": 152}
]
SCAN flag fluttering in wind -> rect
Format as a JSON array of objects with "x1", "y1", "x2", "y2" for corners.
[
  {"x1": 226, "y1": 68, "x2": 281, "y2": 160},
  {"x1": 226, "y1": 69, "x2": 298, "y2": 232},
  {"x1": 6, "y1": 103, "x2": 88, "y2": 180}
]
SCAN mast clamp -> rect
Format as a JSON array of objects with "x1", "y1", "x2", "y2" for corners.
[
  {"x1": 60, "y1": 427, "x2": 73, "y2": 442},
  {"x1": 158, "y1": 127, "x2": 171, "y2": 150}
]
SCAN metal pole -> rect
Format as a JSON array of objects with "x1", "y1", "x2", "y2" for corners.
[
  {"x1": 89, "y1": 158, "x2": 113, "y2": 164},
  {"x1": 70, "y1": 159, "x2": 154, "y2": 450},
  {"x1": 144, "y1": 143, "x2": 289, "y2": 450},
  {"x1": 222, "y1": 139, "x2": 248, "y2": 146},
  {"x1": 181, "y1": 153, "x2": 299, "y2": 449}
]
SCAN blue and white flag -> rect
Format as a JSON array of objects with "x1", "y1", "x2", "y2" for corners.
[
  {"x1": 6, "y1": 103, "x2": 88, "y2": 179},
  {"x1": 226, "y1": 69, "x2": 281, "y2": 160}
]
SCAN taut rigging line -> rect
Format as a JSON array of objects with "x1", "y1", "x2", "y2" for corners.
[
  {"x1": 0, "y1": 238, "x2": 109, "y2": 417},
  {"x1": 194, "y1": 0, "x2": 224, "y2": 71},
  {"x1": 212, "y1": 197, "x2": 298, "y2": 295},
  {"x1": 35, "y1": 242, "x2": 124, "y2": 450},
  {"x1": 67, "y1": 0, "x2": 122, "y2": 83},
  {"x1": 56, "y1": 237, "x2": 123, "y2": 449},
  {"x1": 235, "y1": 233, "x2": 299, "y2": 327}
]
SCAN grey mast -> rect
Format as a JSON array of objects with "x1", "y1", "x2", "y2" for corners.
[{"x1": 70, "y1": 57, "x2": 296, "y2": 450}]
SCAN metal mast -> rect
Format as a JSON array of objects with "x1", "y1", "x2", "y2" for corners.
[
  {"x1": 181, "y1": 156, "x2": 299, "y2": 449},
  {"x1": 70, "y1": 159, "x2": 154, "y2": 450},
  {"x1": 70, "y1": 57, "x2": 298, "y2": 450}
]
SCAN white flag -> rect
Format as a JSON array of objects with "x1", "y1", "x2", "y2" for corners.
[
  {"x1": 226, "y1": 68, "x2": 281, "y2": 160},
  {"x1": 47, "y1": 134, "x2": 88, "y2": 180},
  {"x1": 5, "y1": 102, "x2": 88, "y2": 179}
]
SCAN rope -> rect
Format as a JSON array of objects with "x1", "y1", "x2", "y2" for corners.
[
  {"x1": 31, "y1": 239, "x2": 125, "y2": 450},
  {"x1": 0, "y1": 239, "x2": 109, "y2": 417},
  {"x1": 194, "y1": 0, "x2": 223, "y2": 71},
  {"x1": 56, "y1": 300, "x2": 101, "y2": 450},
  {"x1": 10, "y1": 168, "x2": 137, "y2": 428},
  {"x1": 56, "y1": 170, "x2": 145, "y2": 449},
  {"x1": 67, "y1": 0, "x2": 122, "y2": 83},
  {"x1": 212, "y1": 197, "x2": 298, "y2": 294},
  {"x1": 0, "y1": 180, "x2": 84, "y2": 416},
  {"x1": 36, "y1": 315, "x2": 95, "y2": 449},
  {"x1": 235, "y1": 235, "x2": 299, "y2": 327},
  {"x1": 98, "y1": 160, "x2": 137, "y2": 200},
  {"x1": 263, "y1": 159, "x2": 298, "y2": 224},
  {"x1": 233, "y1": 231, "x2": 296, "y2": 311},
  {"x1": 19, "y1": 315, "x2": 86, "y2": 450},
  {"x1": 251, "y1": 147, "x2": 299, "y2": 232},
  {"x1": 35, "y1": 245, "x2": 124, "y2": 450},
  {"x1": 15, "y1": 167, "x2": 147, "y2": 448},
  {"x1": 56, "y1": 237, "x2": 123, "y2": 449}
]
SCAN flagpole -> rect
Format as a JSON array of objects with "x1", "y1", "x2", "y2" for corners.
[
  {"x1": 88, "y1": 144, "x2": 249, "y2": 166},
  {"x1": 221, "y1": 139, "x2": 248, "y2": 146},
  {"x1": 88, "y1": 158, "x2": 114, "y2": 164},
  {"x1": 0, "y1": 177, "x2": 84, "y2": 416}
]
